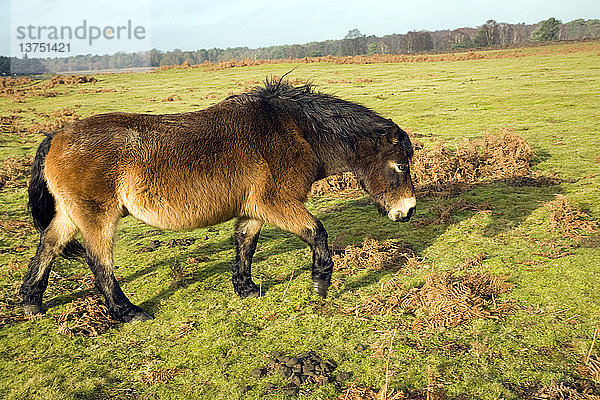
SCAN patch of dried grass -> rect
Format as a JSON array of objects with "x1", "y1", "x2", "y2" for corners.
[
  {"x1": 355, "y1": 268, "x2": 515, "y2": 331},
  {"x1": 0, "y1": 75, "x2": 96, "y2": 102},
  {"x1": 140, "y1": 360, "x2": 185, "y2": 385},
  {"x1": 0, "y1": 155, "x2": 34, "y2": 190},
  {"x1": 331, "y1": 238, "x2": 416, "y2": 289},
  {"x1": 310, "y1": 129, "x2": 559, "y2": 198},
  {"x1": 55, "y1": 292, "x2": 119, "y2": 337},
  {"x1": 29, "y1": 107, "x2": 80, "y2": 135},
  {"x1": 337, "y1": 385, "x2": 406, "y2": 400},
  {"x1": 533, "y1": 382, "x2": 600, "y2": 399},
  {"x1": 546, "y1": 195, "x2": 599, "y2": 242},
  {"x1": 412, "y1": 198, "x2": 492, "y2": 228}
]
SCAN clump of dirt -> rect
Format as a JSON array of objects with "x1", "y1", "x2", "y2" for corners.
[
  {"x1": 546, "y1": 195, "x2": 599, "y2": 242},
  {"x1": 355, "y1": 268, "x2": 515, "y2": 331},
  {"x1": 0, "y1": 154, "x2": 34, "y2": 190},
  {"x1": 162, "y1": 94, "x2": 181, "y2": 102},
  {"x1": 254, "y1": 350, "x2": 346, "y2": 395},
  {"x1": 140, "y1": 360, "x2": 185, "y2": 385},
  {"x1": 55, "y1": 288, "x2": 119, "y2": 337}
]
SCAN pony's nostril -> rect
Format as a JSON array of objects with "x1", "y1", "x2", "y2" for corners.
[{"x1": 407, "y1": 206, "x2": 416, "y2": 219}]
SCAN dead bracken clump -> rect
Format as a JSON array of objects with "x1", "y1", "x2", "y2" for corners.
[
  {"x1": 331, "y1": 238, "x2": 417, "y2": 288},
  {"x1": 546, "y1": 195, "x2": 599, "y2": 241},
  {"x1": 356, "y1": 269, "x2": 515, "y2": 331},
  {"x1": 29, "y1": 107, "x2": 80, "y2": 135},
  {"x1": 333, "y1": 238, "x2": 416, "y2": 271},
  {"x1": 56, "y1": 293, "x2": 119, "y2": 337},
  {"x1": 140, "y1": 360, "x2": 185, "y2": 385},
  {"x1": 310, "y1": 172, "x2": 361, "y2": 197},
  {"x1": 533, "y1": 382, "x2": 600, "y2": 399},
  {"x1": 411, "y1": 129, "x2": 536, "y2": 195},
  {"x1": 337, "y1": 385, "x2": 405, "y2": 400},
  {"x1": 309, "y1": 129, "x2": 557, "y2": 198},
  {"x1": 0, "y1": 155, "x2": 34, "y2": 190},
  {"x1": 40, "y1": 75, "x2": 97, "y2": 89},
  {"x1": 0, "y1": 75, "x2": 96, "y2": 101}
]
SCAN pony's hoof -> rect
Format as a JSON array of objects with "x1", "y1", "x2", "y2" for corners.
[
  {"x1": 235, "y1": 282, "x2": 262, "y2": 298},
  {"x1": 313, "y1": 281, "x2": 329, "y2": 298},
  {"x1": 117, "y1": 307, "x2": 153, "y2": 323},
  {"x1": 22, "y1": 304, "x2": 41, "y2": 315}
]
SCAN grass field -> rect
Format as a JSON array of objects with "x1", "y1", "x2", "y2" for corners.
[{"x1": 1, "y1": 41, "x2": 599, "y2": 399}]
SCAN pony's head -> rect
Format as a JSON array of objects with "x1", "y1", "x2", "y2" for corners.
[{"x1": 355, "y1": 124, "x2": 416, "y2": 222}]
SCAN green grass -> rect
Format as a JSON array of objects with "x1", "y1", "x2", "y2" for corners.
[{"x1": 1, "y1": 41, "x2": 599, "y2": 399}]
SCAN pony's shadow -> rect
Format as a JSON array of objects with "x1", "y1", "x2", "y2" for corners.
[{"x1": 46, "y1": 177, "x2": 564, "y2": 312}]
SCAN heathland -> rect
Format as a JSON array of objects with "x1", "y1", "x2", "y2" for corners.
[{"x1": 0, "y1": 41, "x2": 599, "y2": 399}]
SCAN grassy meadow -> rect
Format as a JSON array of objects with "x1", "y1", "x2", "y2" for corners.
[{"x1": 1, "y1": 41, "x2": 599, "y2": 399}]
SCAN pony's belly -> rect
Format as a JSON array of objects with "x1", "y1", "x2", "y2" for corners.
[{"x1": 119, "y1": 189, "x2": 233, "y2": 230}]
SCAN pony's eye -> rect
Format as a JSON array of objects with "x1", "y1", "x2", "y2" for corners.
[{"x1": 388, "y1": 161, "x2": 405, "y2": 173}]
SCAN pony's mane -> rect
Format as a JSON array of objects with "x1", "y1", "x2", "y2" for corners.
[{"x1": 227, "y1": 78, "x2": 407, "y2": 153}]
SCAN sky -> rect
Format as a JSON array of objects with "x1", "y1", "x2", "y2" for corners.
[{"x1": 1, "y1": 0, "x2": 599, "y2": 56}]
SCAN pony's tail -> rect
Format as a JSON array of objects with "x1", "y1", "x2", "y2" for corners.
[{"x1": 28, "y1": 133, "x2": 85, "y2": 259}]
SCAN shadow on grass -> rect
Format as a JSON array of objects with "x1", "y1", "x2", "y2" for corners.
[
  {"x1": 39, "y1": 177, "x2": 563, "y2": 315},
  {"x1": 123, "y1": 178, "x2": 564, "y2": 310}
]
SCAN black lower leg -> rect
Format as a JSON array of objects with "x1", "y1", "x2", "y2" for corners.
[
  {"x1": 302, "y1": 220, "x2": 333, "y2": 297},
  {"x1": 20, "y1": 237, "x2": 52, "y2": 314},
  {"x1": 232, "y1": 218, "x2": 262, "y2": 298},
  {"x1": 87, "y1": 253, "x2": 152, "y2": 322}
]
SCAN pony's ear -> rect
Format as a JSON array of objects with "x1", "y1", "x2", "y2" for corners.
[{"x1": 385, "y1": 124, "x2": 400, "y2": 145}]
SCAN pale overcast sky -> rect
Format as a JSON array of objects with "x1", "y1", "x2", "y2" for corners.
[{"x1": 1, "y1": 0, "x2": 599, "y2": 56}]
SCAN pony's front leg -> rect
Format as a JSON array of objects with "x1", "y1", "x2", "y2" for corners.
[
  {"x1": 232, "y1": 217, "x2": 264, "y2": 297},
  {"x1": 257, "y1": 201, "x2": 333, "y2": 297},
  {"x1": 300, "y1": 219, "x2": 333, "y2": 297}
]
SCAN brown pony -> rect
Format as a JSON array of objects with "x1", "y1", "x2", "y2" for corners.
[{"x1": 21, "y1": 80, "x2": 416, "y2": 322}]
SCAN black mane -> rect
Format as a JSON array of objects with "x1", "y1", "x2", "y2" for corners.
[{"x1": 228, "y1": 79, "x2": 409, "y2": 154}]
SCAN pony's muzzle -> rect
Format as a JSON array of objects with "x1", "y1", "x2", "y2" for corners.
[{"x1": 387, "y1": 197, "x2": 416, "y2": 222}]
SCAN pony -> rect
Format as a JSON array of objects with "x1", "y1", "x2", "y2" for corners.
[{"x1": 21, "y1": 79, "x2": 416, "y2": 322}]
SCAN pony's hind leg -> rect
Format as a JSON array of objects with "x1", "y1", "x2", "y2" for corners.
[
  {"x1": 232, "y1": 217, "x2": 264, "y2": 297},
  {"x1": 21, "y1": 211, "x2": 78, "y2": 314},
  {"x1": 75, "y1": 212, "x2": 152, "y2": 322}
]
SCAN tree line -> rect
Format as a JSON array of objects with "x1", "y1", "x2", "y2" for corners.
[{"x1": 2, "y1": 18, "x2": 599, "y2": 74}]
